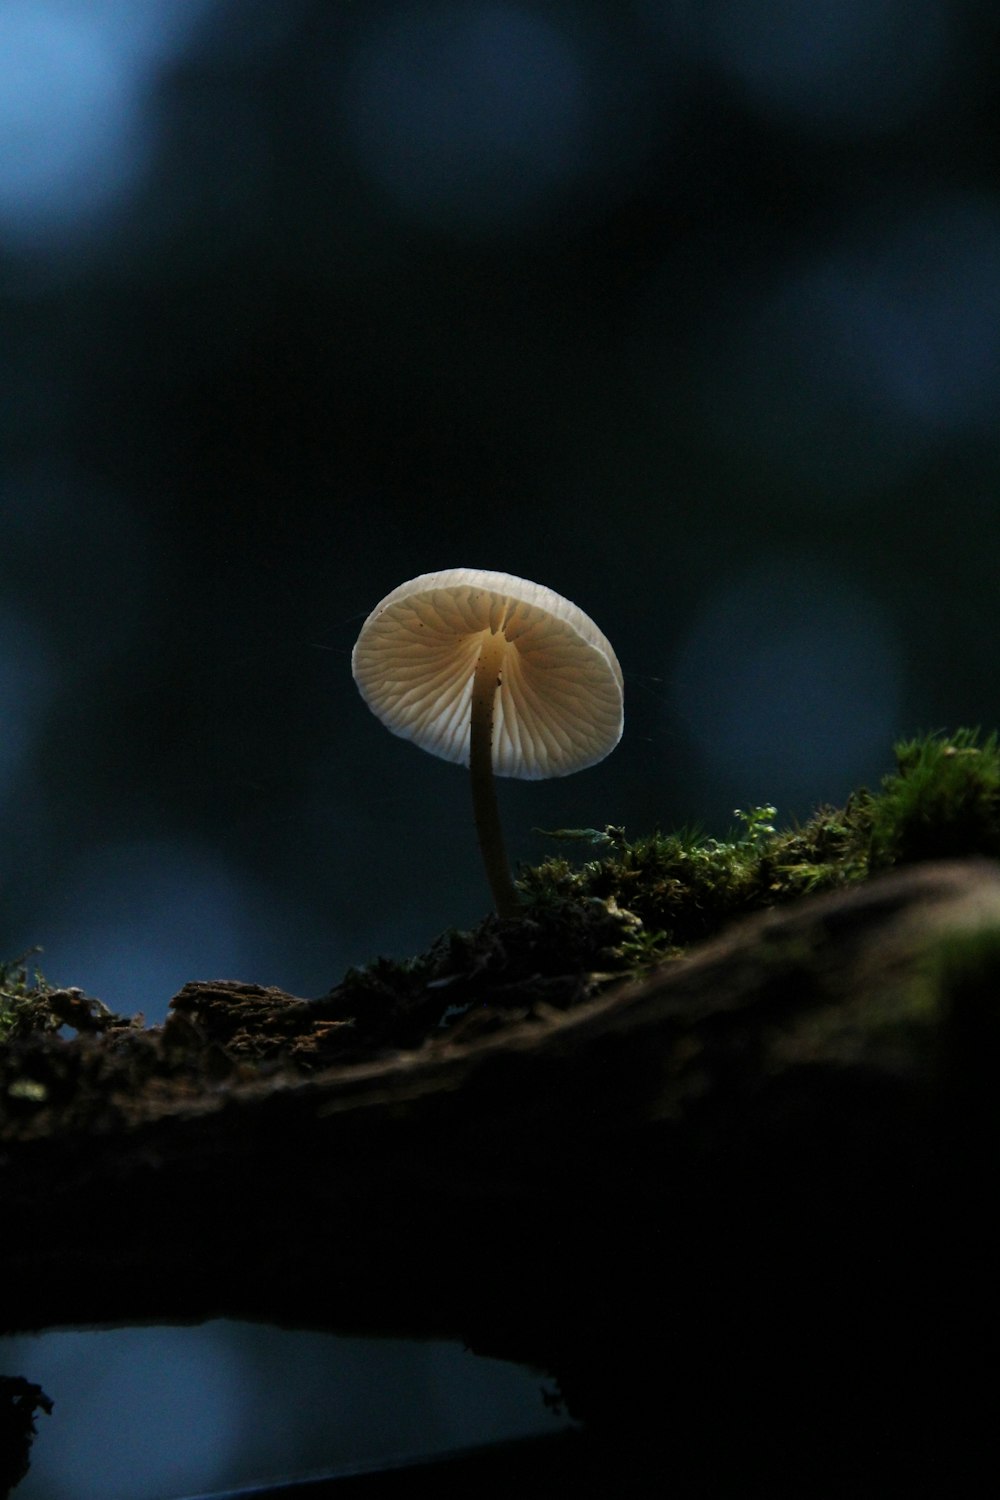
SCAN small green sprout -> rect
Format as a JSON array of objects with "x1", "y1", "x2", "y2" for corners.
[
  {"x1": 0, "y1": 948, "x2": 48, "y2": 1042},
  {"x1": 734, "y1": 805, "x2": 778, "y2": 848}
]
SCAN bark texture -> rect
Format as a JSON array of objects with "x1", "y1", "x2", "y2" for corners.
[{"x1": 3, "y1": 859, "x2": 1000, "y2": 1491}]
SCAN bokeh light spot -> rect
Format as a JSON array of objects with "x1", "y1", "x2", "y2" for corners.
[
  {"x1": 831, "y1": 197, "x2": 1000, "y2": 431},
  {"x1": 670, "y1": 565, "x2": 902, "y2": 812},
  {"x1": 698, "y1": 193, "x2": 1000, "y2": 502},
  {"x1": 2, "y1": 1324, "x2": 567, "y2": 1498},
  {"x1": 704, "y1": 0, "x2": 952, "y2": 137},
  {"x1": 39, "y1": 840, "x2": 268, "y2": 1020},
  {"x1": 0, "y1": 1, "x2": 152, "y2": 246},
  {"x1": 340, "y1": 2, "x2": 591, "y2": 236},
  {"x1": 6, "y1": 1326, "x2": 245, "y2": 1500}
]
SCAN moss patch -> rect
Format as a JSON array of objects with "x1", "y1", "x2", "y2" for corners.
[
  {"x1": 868, "y1": 729, "x2": 1000, "y2": 867},
  {"x1": 3, "y1": 729, "x2": 1000, "y2": 1135}
]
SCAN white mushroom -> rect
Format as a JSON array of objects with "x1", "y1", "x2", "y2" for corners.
[{"x1": 352, "y1": 568, "x2": 623, "y2": 917}]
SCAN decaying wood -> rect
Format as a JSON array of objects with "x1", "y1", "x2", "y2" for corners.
[{"x1": 3, "y1": 859, "x2": 1000, "y2": 1489}]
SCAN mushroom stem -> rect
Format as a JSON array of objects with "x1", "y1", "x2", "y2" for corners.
[{"x1": 469, "y1": 628, "x2": 520, "y2": 918}]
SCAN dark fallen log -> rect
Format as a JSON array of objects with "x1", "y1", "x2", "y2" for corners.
[{"x1": 3, "y1": 858, "x2": 1000, "y2": 1492}]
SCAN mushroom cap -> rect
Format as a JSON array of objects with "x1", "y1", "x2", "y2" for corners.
[{"x1": 352, "y1": 568, "x2": 624, "y2": 779}]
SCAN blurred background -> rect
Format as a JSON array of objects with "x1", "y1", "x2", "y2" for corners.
[{"x1": 3, "y1": 0, "x2": 1000, "y2": 1493}]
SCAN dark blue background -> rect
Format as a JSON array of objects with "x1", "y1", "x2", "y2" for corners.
[{"x1": 3, "y1": 1, "x2": 999, "y2": 1493}]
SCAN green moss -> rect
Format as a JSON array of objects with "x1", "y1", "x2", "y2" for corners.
[
  {"x1": 518, "y1": 729, "x2": 1000, "y2": 978},
  {"x1": 1, "y1": 953, "x2": 128, "y2": 1048},
  {"x1": 0, "y1": 950, "x2": 52, "y2": 1043},
  {"x1": 868, "y1": 729, "x2": 1000, "y2": 867},
  {"x1": 520, "y1": 801, "x2": 868, "y2": 965},
  {"x1": 4, "y1": 729, "x2": 1000, "y2": 1060}
]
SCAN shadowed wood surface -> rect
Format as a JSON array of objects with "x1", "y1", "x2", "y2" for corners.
[{"x1": 3, "y1": 859, "x2": 1000, "y2": 1491}]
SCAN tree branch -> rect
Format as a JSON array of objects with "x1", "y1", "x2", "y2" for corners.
[{"x1": 3, "y1": 859, "x2": 1000, "y2": 1488}]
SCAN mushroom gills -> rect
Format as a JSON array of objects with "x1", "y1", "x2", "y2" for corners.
[{"x1": 351, "y1": 568, "x2": 623, "y2": 917}]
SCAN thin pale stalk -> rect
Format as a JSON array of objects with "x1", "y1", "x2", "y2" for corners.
[{"x1": 469, "y1": 630, "x2": 519, "y2": 917}]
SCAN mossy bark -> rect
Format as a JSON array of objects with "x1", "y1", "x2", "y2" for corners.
[{"x1": 3, "y1": 859, "x2": 1000, "y2": 1491}]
